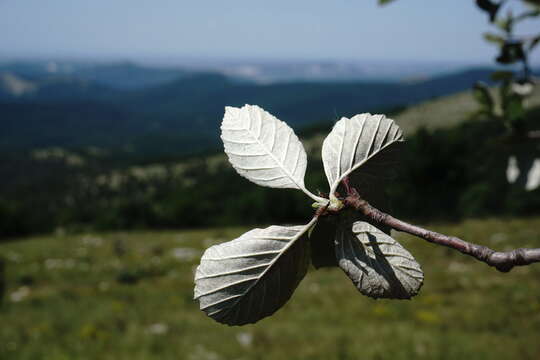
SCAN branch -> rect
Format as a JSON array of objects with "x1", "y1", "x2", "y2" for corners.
[{"x1": 342, "y1": 189, "x2": 540, "y2": 273}]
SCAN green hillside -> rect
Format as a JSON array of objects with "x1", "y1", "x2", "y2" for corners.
[
  {"x1": 2, "y1": 88, "x2": 540, "y2": 238},
  {"x1": 394, "y1": 85, "x2": 540, "y2": 135},
  {"x1": 1, "y1": 217, "x2": 540, "y2": 359},
  {"x1": 0, "y1": 68, "x2": 500, "y2": 155}
]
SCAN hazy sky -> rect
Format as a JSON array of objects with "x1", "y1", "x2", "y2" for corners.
[{"x1": 1, "y1": 0, "x2": 539, "y2": 64}]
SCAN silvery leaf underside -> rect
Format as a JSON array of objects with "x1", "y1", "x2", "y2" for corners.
[
  {"x1": 194, "y1": 220, "x2": 315, "y2": 326},
  {"x1": 335, "y1": 220, "x2": 423, "y2": 299},
  {"x1": 322, "y1": 113, "x2": 404, "y2": 201},
  {"x1": 221, "y1": 105, "x2": 322, "y2": 201}
]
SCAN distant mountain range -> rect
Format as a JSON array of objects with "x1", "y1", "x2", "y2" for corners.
[
  {"x1": 0, "y1": 60, "x2": 190, "y2": 90},
  {"x1": 0, "y1": 59, "x2": 486, "y2": 87},
  {"x1": 0, "y1": 60, "x2": 520, "y2": 155},
  {"x1": 177, "y1": 59, "x2": 473, "y2": 84}
]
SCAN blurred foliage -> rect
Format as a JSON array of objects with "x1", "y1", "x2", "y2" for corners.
[
  {"x1": 476, "y1": 0, "x2": 502, "y2": 22},
  {"x1": 380, "y1": 0, "x2": 540, "y2": 136},
  {"x1": 471, "y1": 0, "x2": 539, "y2": 134}
]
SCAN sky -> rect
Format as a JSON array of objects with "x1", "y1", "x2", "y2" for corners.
[{"x1": 1, "y1": 0, "x2": 539, "y2": 64}]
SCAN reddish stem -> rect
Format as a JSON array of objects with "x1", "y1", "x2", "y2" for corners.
[{"x1": 341, "y1": 181, "x2": 540, "y2": 273}]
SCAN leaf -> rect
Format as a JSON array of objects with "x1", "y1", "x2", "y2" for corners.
[
  {"x1": 473, "y1": 82, "x2": 495, "y2": 115},
  {"x1": 496, "y1": 42, "x2": 525, "y2": 64},
  {"x1": 529, "y1": 34, "x2": 540, "y2": 51},
  {"x1": 483, "y1": 32, "x2": 505, "y2": 45},
  {"x1": 194, "y1": 219, "x2": 315, "y2": 326},
  {"x1": 511, "y1": 79, "x2": 535, "y2": 97},
  {"x1": 335, "y1": 220, "x2": 424, "y2": 299},
  {"x1": 495, "y1": 14, "x2": 513, "y2": 33},
  {"x1": 221, "y1": 105, "x2": 320, "y2": 201},
  {"x1": 309, "y1": 217, "x2": 339, "y2": 269},
  {"x1": 490, "y1": 70, "x2": 514, "y2": 82},
  {"x1": 476, "y1": 0, "x2": 501, "y2": 22},
  {"x1": 310, "y1": 210, "x2": 391, "y2": 269},
  {"x1": 322, "y1": 113, "x2": 404, "y2": 197},
  {"x1": 504, "y1": 94, "x2": 525, "y2": 124},
  {"x1": 378, "y1": 0, "x2": 397, "y2": 5}
]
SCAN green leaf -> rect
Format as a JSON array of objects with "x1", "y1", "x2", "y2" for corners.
[
  {"x1": 496, "y1": 42, "x2": 525, "y2": 64},
  {"x1": 495, "y1": 15, "x2": 514, "y2": 33},
  {"x1": 499, "y1": 79, "x2": 511, "y2": 105},
  {"x1": 483, "y1": 32, "x2": 505, "y2": 45},
  {"x1": 476, "y1": 0, "x2": 502, "y2": 22},
  {"x1": 490, "y1": 70, "x2": 514, "y2": 82},
  {"x1": 378, "y1": 0, "x2": 398, "y2": 5},
  {"x1": 473, "y1": 82, "x2": 495, "y2": 115},
  {"x1": 504, "y1": 95, "x2": 525, "y2": 123}
]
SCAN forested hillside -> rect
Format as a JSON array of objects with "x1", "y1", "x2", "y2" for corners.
[
  {"x1": 0, "y1": 66, "x2": 504, "y2": 155},
  {"x1": 2, "y1": 87, "x2": 540, "y2": 239}
]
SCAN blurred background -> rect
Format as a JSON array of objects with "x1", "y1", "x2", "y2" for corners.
[{"x1": 1, "y1": 0, "x2": 540, "y2": 359}]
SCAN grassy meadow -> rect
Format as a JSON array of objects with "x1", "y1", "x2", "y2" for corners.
[{"x1": 1, "y1": 217, "x2": 540, "y2": 360}]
